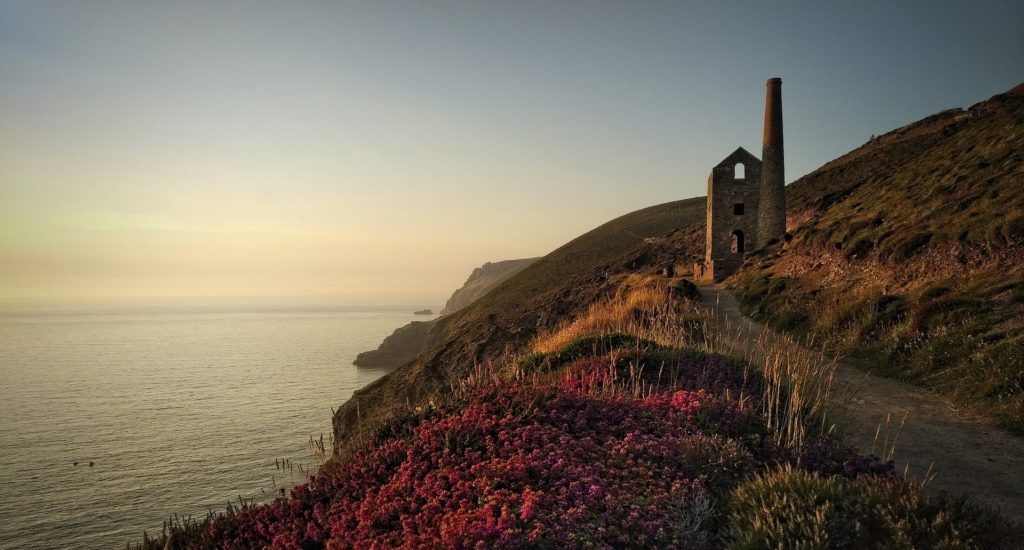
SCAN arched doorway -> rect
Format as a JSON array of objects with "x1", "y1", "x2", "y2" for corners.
[{"x1": 731, "y1": 230, "x2": 745, "y2": 254}]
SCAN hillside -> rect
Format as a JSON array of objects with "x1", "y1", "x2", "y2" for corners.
[
  {"x1": 353, "y1": 258, "x2": 540, "y2": 369},
  {"x1": 352, "y1": 320, "x2": 435, "y2": 369},
  {"x1": 332, "y1": 198, "x2": 707, "y2": 455},
  {"x1": 730, "y1": 83, "x2": 1024, "y2": 431},
  {"x1": 441, "y1": 258, "x2": 540, "y2": 315}
]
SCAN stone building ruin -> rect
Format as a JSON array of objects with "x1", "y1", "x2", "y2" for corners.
[{"x1": 693, "y1": 78, "x2": 786, "y2": 282}]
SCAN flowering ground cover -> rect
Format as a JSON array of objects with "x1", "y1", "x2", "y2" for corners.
[{"x1": 141, "y1": 290, "x2": 1020, "y2": 549}]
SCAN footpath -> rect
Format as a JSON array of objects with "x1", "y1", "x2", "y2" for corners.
[{"x1": 697, "y1": 283, "x2": 1024, "y2": 522}]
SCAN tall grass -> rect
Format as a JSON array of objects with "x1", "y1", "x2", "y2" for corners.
[
  {"x1": 706, "y1": 319, "x2": 843, "y2": 451},
  {"x1": 532, "y1": 285, "x2": 688, "y2": 353},
  {"x1": 529, "y1": 281, "x2": 841, "y2": 451}
]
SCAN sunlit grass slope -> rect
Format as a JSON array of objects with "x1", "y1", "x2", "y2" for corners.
[{"x1": 730, "y1": 84, "x2": 1024, "y2": 431}]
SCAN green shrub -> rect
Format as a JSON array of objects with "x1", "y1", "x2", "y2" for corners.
[
  {"x1": 742, "y1": 276, "x2": 794, "y2": 305},
  {"x1": 727, "y1": 466, "x2": 1021, "y2": 549},
  {"x1": 745, "y1": 276, "x2": 774, "y2": 301},
  {"x1": 855, "y1": 295, "x2": 909, "y2": 339},
  {"x1": 909, "y1": 296, "x2": 972, "y2": 336},
  {"x1": 1002, "y1": 214, "x2": 1024, "y2": 241},
  {"x1": 921, "y1": 284, "x2": 952, "y2": 299},
  {"x1": 893, "y1": 232, "x2": 933, "y2": 261},
  {"x1": 844, "y1": 236, "x2": 874, "y2": 259},
  {"x1": 1012, "y1": 283, "x2": 1024, "y2": 305},
  {"x1": 775, "y1": 309, "x2": 810, "y2": 332},
  {"x1": 669, "y1": 278, "x2": 701, "y2": 301},
  {"x1": 517, "y1": 333, "x2": 658, "y2": 373}
]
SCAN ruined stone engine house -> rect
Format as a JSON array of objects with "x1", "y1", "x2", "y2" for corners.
[{"x1": 694, "y1": 78, "x2": 786, "y2": 282}]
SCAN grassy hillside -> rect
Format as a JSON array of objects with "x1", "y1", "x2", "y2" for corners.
[
  {"x1": 332, "y1": 197, "x2": 707, "y2": 456},
  {"x1": 440, "y1": 257, "x2": 540, "y2": 315},
  {"x1": 139, "y1": 286, "x2": 1019, "y2": 548},
  {"x1": 731, "y1": 84, "x2": 1024, "y2": 431}
]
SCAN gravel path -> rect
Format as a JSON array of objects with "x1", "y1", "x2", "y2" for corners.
[{"x1": 697, "y1": 283, "x2": 1024, "y2": 522}]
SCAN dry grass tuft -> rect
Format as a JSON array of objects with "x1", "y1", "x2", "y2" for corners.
[
  {"x1": 531, "y1": 284, "x2": 684, "y2": 354},
  {"x1": 528, "y1": 281, "x2": 842, "y2": 451}
]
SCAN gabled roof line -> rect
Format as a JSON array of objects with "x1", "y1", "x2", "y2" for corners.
[{"x1": 715, "y1": 147, "x2": 761, "y2": 168}]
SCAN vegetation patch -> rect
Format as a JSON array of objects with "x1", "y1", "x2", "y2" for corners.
[
  {"x1": 728, "y1": 465, "x2": 1019, "y2": 549},
  {"x1": 136, "y1": 286, "x2": 1019, "y2": 548},
  {"x1": 517, "y1": 333, "x2": 660, "y2": 374},
  {"x1": 730, "y1": 90, "x2": 1024, "y2": 431}
]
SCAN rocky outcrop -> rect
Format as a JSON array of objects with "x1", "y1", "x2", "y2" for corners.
[
  {"x1": 440, "y1": 258, "x2": 539, "y2": 315},
  {"x1": 352, "y1": 320, "x2": 434, "y2": 369},
  {"x1": 353, "y1": 257, "x2": 539, "y2": 369}
]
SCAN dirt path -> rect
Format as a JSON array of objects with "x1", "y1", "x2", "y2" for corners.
[{"x1": 697, "y1": 283, "x2": 1024, "y2": 522}]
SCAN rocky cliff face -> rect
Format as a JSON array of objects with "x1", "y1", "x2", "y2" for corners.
[
  {"x1": 352, "y1": 320, "x2": 434, "y2": 369},
  {"x1": 440, "y1": 258, "x2": 539, "y2": 315},
  {"x1": 352, "y1": 257, "x2": 540, "y2": 369}
]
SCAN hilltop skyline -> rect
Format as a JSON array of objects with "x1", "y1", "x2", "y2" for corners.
[{"x1": 2, "y1": 1, "x2": 1021, "y2": 301}]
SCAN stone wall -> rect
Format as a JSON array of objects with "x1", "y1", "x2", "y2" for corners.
[{"x1": 702, "y1": 147, "x2": 761, "y2": 280}]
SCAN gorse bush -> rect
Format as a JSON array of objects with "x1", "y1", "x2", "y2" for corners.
[{"x1": 516, "y1": 333, "x2": 657, "y2": 374}]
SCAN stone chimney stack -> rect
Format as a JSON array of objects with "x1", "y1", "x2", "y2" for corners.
[{"x1": 758, "y1": 77, "x2": 786, "y2": 246}]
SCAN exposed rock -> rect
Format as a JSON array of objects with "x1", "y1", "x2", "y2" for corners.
[
  {"x1": 352, "y1": 320, "x2": 433, "y2": 369},
  {"x1": 668, "y1": 278, "x2": 699, "y2": 301},
  {"x1": 440, "y1": 258, "x2": 539, "y2": 315},
  {"x1": 352, "y1": 257, "x2": 539, "y2": 370}
]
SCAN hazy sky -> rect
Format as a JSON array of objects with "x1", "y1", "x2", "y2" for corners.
[{"x1": 2, "y1": 1, "x2": 1021, "y2": 303}]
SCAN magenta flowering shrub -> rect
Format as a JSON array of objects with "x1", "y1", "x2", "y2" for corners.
[
  {"x1": 189, "y1": 347, "x2": 897, "y2": 549},
  {"x1": 556, "y1": 348, "x2": 753, "y2": 396}
]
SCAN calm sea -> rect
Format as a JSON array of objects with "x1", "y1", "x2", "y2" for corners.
[{"x1": 0, "y1": 299, "x2": 432, "y2": 549}]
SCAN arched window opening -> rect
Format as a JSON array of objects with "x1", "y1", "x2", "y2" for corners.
[
  {"x1": 734, "y1": 162, "x2": 745, "y2": 180},
  {"x1": 731, "y1": 230, "x2": 745, "y2": 254},
  {"x1": 733, "y1": 203, "x2": 745, "y2": 215}
]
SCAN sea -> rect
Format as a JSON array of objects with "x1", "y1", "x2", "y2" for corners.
[{"x1": 0, "y1": 298, "x2": 433, "y2": 549}]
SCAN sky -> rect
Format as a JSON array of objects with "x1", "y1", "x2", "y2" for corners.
[{"x1": 1, "y1": 1, "x2": 1022, "y2": 304}]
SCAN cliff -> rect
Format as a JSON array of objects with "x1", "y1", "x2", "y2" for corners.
[
  {"x1": 352, "y1": 257, "x2": 540, "y2": 369},
  {"x1": 440, "y1": 258, "x2": 538, "y2": 315},
  {"x1": 351, "y1": 320, "x2": 434, "y2": 369}
]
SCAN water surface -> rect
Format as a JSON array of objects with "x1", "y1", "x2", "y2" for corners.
[{"x1": 0, "y1": 300, "x2": 427, "y2": 548}]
